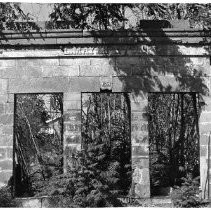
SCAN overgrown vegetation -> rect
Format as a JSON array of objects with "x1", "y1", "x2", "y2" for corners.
[
  {"x1": 171, "y1": 176, "x2": 205, "y2": 207},
  {"x1": 14, "y1": 94, "x2": 63, "y2": 197},
  {"x1": 148, "y1": 93, "x2": 201, "y2": 196},
  {"x1": 12, "y1": 93, "x2": 131, "y2": 207},
  {"x1": 0, "y1": 187, "x2": 18, "y2": 207},
  {"x1": 49, "y1": 3, "x2": 211, "y2": 29}
]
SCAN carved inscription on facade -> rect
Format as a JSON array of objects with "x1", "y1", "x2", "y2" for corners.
[{"x1": 63, "y1": 45, "x2": 154, "y2": 56}]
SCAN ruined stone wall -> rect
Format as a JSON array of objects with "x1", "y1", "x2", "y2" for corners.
[{"x1": 0, "y1": 29, "x2": 210, "y2": 199}]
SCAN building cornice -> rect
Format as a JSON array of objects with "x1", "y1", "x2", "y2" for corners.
[{"x1": 0, "y1": 28, "x2": 211, "y2": 48}]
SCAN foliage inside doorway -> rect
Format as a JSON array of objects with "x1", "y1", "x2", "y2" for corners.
[
  {"x1": 13, "y1": 93, "x2": 63, "y2": 197},
  {"x1": 148, "y1": 92, "x2": 201, "y2": 196},
  {"x1": 81, "y1": 92, "x2": 132, "y2": 196}
]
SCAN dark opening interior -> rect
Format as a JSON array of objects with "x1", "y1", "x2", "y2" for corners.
[
  {"x1": 13, "y1": 93, "x2": 63, "y2": 197},
  {"x1": 148, "y1": 92, "x2": 201, "y2": 197},
  {"x1": 81, "y1": 92, "x2": 132, "y2": 196}
]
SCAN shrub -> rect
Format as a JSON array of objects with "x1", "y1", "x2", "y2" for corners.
[
  {"x1": 31, "y1": 147, "x2": 124, "y2": 207},
  {"x1": 0, "y1": 186, "x2": 18, "y2": 207},
  {"x1": 171, "y1": 175, "x2": 203, "y2": 207}
]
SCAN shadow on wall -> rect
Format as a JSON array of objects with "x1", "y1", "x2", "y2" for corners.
[{"x1": 92, "y1": 20, "x2": 209, "y2": 100}]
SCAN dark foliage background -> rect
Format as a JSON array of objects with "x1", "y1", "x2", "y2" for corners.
[{"x1": 148, "y1": 93, "x2": 201, "y2": 195}]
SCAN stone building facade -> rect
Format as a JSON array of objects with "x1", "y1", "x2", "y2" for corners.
[{"x1": 0, "y1": 26, "x2": 210, "y2": 199}]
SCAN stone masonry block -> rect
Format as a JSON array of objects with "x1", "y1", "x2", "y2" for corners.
[
  {"x1": 0, "y1": 103, "x2": 4, "y2": 114},
  {"x1": 113, "y1": 76, "x2": 164, "y2": 93},
  {"x1": 112, "y1": 76, "x2": 124, "y2": 92},
  {"x1": 64, "y1": 111, "x2": 81, "y2": 122},
  {"x1": 5, "y1": 103, "x2": 14, "y2": 114},
  {"x1": 133, "y1": 167, "x2": 150, "y2": 185},
  {"x1": 15, "y1": 59, "x2": 26, "y2": 67},
  {"x1": 64, "y1": 101, "x2": 81, "y2": 111},
  {"x1": 0, "y1": 66, "x2": 25, "y2": 79},
  {"x1": 132, "y1": 122, "x2": 148, "y2": 132},
  {"x1": 2, "y1": 125, "x2": 13, "y2": 135},
  {"x1": 116, "y1": 57, "x2": 140, "y2": 67},
  {"x1": 131, "y1": 102, "x2": 147, "y2": 111},
  {"x1": 90, "y1": 58, "x2": 114, "y2": 66},
  {"x1": 18, "y1": 198, "x2": 41, "y2": 208},
  {"x1": 0, "y1": 114, "x2": 13, "y2": 125},
  {"x1": 64, "y1": 123, "x2": 81, "y2": 132},
  {"x1": 0, "y1": 159, "x2": 12, "y2": 170},
  {"x1": 64, "y1": 93, "x2": 81, "y2": 101},
  {"x1": 0, "y1": 135, "x2": 13, "y2": 146},
  {"x1": 59, "y1": 58, "x2": 77, "y2": 66},
  {"x1": 75, "y1": 58, "x2": 92, "y2": 66},
  {"x1": 132, "y1": 157, "x2": 149, "y2": 169},
  {"x1": 132, "y1": 145, "x2": 149, "y2": 157},
  {"x1": 79, "y1": 63, "x2": 115, "y2": 77},
  {"x1": 200, "y1": 112, "x2": 211, "y2": 123},
  {"x1": 200, "y1": 134, "x2": 209, "y2": 145},
  {"x1": 0, "y1": 147, "x2": 7, "y2": 160},
  {"x1": 69, "y1": 77, "x2": 100, "y2": 92},
  {"x1": 25, "y1": 58, "x2": 59, "y2": 67},
  {"x1": 6, "y1": 147, "x2": 13, "y2": 159},
  {"x1": 9, "y1": 77, "x2": 69, "y2": 93},
  {"x1": 42, "y1": 66, "x2": 79, "y2": 77},
  {"x1": 132, "y1": 112, "x2": 148, "y2": 122},
  {"x1": 0, "y1": 170, "x2": 12, "y2": 185},
  {"x1": 65, "y1": 133, "x2": 81, "y2": 144},
  {"x1": 200, "y1": 145, "x2": 207, "y2": 157},
  {"x1": 202, "y1": 96, "x2": 211, "y2": 111},
  {"x1": 199, "y1": 123, "x2": 211, "y2": 134},
  {"x1": 0, "y1": 79, "x2": 8, "y2": 94},
  {"x1": 130, "y1": 93, "x2": 148, "y2": 102},
  {"x1": 132, "y1": 132, "x2": 148, "y2": 144},
  {"x1": 24, "y1": 66, "x2": 43, "y2": 78},
  {"x1": 7, "y1": 94, "x2": 14, "y2": 103},
  {"x1": 189, "y1": 57, "x2": 211, "y2": 76},
  {"x1": 135, "y1": 184, "x2": 150, "y2": 198},
  {"x1": 0, "y1": 94, "x2": 8, "y2": 103},
  {"x1": 0, "y1": 60, "x2": 16, "y2": 67}
]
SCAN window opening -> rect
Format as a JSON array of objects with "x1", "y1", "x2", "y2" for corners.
[
  {"x1": 81, "y1": 92, "x2": 131, "y2": 196},
  {"x1": 148, "y1": 92, "x2": 201, "y2": 197},
  {"x1": 13, "y1": 93, "x2": 63, "y2": 197}
]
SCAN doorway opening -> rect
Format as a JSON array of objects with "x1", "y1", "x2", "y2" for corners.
[
  {"x1": 81, "y1": 92, "x2": 132, "y2": 196},
  {"x1": 13, "y1": 93, "x2": 63, "y2": 197},
  {"x1": 148, "y1": 92, "x2": 201, "y2": 197}
]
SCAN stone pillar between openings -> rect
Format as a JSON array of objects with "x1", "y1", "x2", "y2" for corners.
[{"x1": 131, "y1": 94, "x2": 150, "y2": 198}]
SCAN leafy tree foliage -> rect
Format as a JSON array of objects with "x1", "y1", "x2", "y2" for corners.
[
  {"x1": 14, "y1": 94, "x2": 63, "y2": 197},
  {"x1": 0, "y1": 2, "x2": 32, "y2": 31},
  {"x1": 49, "y1": 3, "x2": 211, "y2": 30},
  {"x1": 49, "y1": 3, "x2": 129, "y2": 29},
  {"x1": 171, "y1": 176, "x2": 202, "y2": 207},
  {"x1": 148, "y1": 93, "x2": 201, "y2": 195},
  {"x1": 132, "y1": 4, "x2": 211, "y2": 28},
  {"x1": 0, "y1": 187, "x2": 18, "y2": 207},
  {"x1": 68, "y1": 92, "x2": 131, "y2": 207}
]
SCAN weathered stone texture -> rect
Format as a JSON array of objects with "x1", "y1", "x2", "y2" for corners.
[
  {"x1": 64, "y1": 92, "x2": 81, "y2": 101},
  {"x1": 64, "y1": 101, "x2": 81, "y2": 111},
  {"x1": 0, "y1": 114, "x2": 13, "y2": 125},
  {"x1": 68, "y1": 77, "x2": 100, "y2": 92},
  {"x1": 0, "y1": 103, "x2": 4, "y2": 114},
  {"x1": 0, "y1": 170, "x2": 12, "y2": 185},
  {"x1": 199, "y1": 122, "x2": 211, "y2": 134},
  {"x1": 0, "y1": 135, "x2": 13, "y2": 146},
  {"x1": 0, "y1": 79, "x2": 8, "y2": 94},
  {"x1": 0, "y1": 29, "x2": 210, "y2": 199},
  {"x1": 0, "y1": 59, "x2": 16, "y2": 67},
  {"x1": 9, "y1": 77, "x2": 69, "y2": 93},
  {"x1": 42, "y1": 66, "x2": 79, "y2": 77}
]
